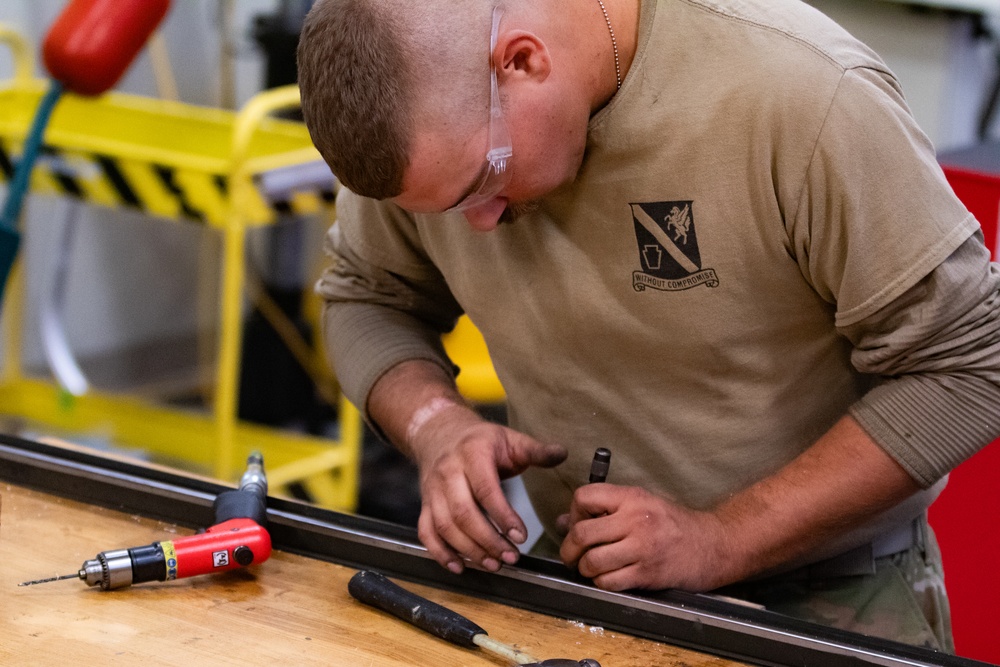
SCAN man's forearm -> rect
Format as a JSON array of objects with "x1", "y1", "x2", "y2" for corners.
[
  {"x1": 713, "y1": 415, "x2": 921, "y2": 582},
  {"x1": 368, "y1": 359, "x2": 478, "y2": 459}
]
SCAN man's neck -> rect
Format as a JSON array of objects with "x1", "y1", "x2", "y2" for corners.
[{"x1": 588, "y1": 0, "x2": 640, "y2": 110}]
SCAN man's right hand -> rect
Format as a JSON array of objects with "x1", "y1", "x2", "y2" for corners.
[
  {"x1": 410, "y1": 404, "x2": 567, "y2": 574},
  {"x1": 368, "y1": 359, "x2": 567, "y2": 575}
]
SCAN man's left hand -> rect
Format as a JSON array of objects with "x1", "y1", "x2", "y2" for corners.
[{"x1": 558, "y1": 484, "x2": 736, "y2": 592}]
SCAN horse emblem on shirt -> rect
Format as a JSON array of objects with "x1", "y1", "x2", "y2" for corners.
[{"x1": 666, "y1": 204, "x2": 691, "y2": 245}]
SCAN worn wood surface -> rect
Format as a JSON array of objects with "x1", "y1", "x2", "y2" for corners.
[{"x1": 1, "y1": 483, "x2": 746, "y2": 667}]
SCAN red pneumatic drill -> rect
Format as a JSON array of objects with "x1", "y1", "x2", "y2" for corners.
[{"x1": 20, "y1": 453, "x2": 271, "y2": 591}]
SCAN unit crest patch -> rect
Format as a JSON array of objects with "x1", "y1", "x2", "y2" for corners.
[{"x1": 630, "y1": 201, "x2": 719, "y2": 292}]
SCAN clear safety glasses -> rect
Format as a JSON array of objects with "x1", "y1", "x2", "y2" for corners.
[{"x1": 446, "y1": 7, "x2": 513, "y2": 212}]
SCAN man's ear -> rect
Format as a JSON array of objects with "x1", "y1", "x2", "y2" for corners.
[{"x1": 494, "y1": 30, "x2": 551, "y2": 84}]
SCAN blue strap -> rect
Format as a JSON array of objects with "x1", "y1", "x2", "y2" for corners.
[{"x1": 0, "y1": 81, "x2": 64, "y2": 307}]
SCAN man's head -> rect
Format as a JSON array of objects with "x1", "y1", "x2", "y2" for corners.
[
  {"x1": 298, "y1": 0, "x2": 600, "y2": 230},
  {"x1": 298, "y1": 0, "x2": 488, "y2": 199}
]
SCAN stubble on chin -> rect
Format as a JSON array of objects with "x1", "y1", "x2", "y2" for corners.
[{"x1": 497, "y1": 200, "x2": 541, "y2": 225}]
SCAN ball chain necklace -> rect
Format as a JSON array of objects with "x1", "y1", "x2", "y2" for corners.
[{"x1": 596, "y1": 0, "x2": 621, "y2": 90}]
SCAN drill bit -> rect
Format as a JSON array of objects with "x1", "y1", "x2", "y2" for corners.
[{"x1": 19, "y1": 572, "x2": 81, "y2": 586}]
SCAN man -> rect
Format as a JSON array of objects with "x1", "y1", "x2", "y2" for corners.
[{"x1": 297, "y1": 0, "x2": 1000, "y2": 649}]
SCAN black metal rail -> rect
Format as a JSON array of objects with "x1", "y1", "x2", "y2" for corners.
[{"x1": 0, "y1": 434, "x2": 989, "y2": 667}]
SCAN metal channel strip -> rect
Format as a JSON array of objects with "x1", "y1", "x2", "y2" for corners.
[{"x1": 0, "y1": 436, "x2": 986, "y2": 667}]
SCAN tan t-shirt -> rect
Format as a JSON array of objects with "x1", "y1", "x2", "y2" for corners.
[{"x1": 319, "y1": 0, "x2": 990, "y2": 563}]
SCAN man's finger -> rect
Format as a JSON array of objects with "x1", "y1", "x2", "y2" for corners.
[
  {"x1": 512, "y1": 438, "x2": 568, "y2": 470},
  {"x1": 417, "y1": 509, "x2": 464, "y2": 574},
  {"x1": 576, "y1": 531, "x2": 635, "y2": 578},
  {"x1": 569, "y1": 483, "x2": 621, "y2": 524},
  {"x1": 437, "y1": 470, "x2": 519, "y2": 569},
  {"x1": 428, "y1": 490, "x2": 503, "y2": 570},
  {"x1": 555, "y1": 512, "x2": 570, "y2": 536},
  {"x1": 466, "y1": 464, "x2": 526, "y2": 550},
  {"x1": 592, "y1": 560, "x2": 646, "y2": 592},
  {"x1": 560, "y1": 513, "x2": 622, "y2": 566}
]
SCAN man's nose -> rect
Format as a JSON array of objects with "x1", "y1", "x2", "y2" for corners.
[{"x1": 463, "y1": 197, "x2": 508, "y2": 232}]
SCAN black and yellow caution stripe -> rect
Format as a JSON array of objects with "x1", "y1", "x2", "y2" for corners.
[{"x1": 0, "y1": 138, "x2": 333, "y2": 227}]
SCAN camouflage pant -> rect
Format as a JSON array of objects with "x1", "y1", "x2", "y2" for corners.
[{"x1": 719, "y1": 517, "x2": 954, "y2": 651}]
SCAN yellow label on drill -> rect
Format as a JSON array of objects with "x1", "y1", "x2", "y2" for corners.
[{"x1": 161, "y1": 541, "x2": 177, "y2": 580}]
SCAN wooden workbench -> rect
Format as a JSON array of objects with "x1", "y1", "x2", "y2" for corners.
[{"x1": 1, "y1": 482, "x2": 745, "y2": 666}]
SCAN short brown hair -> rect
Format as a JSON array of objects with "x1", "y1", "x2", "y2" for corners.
[
  {"x1": 298, "y1": 0, "x2": 412, "y2": 199},
  {"x1": 298, "y1": 0, "x2": 493, "y2": 200}
]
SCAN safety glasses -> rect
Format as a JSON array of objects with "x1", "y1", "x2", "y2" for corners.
[{"x1": 446, "y1": 7, "x2": 512, "y2": 212}]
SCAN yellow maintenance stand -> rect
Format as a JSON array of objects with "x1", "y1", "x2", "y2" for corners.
[{"x1": 0, "y1": 25, "x2": 360, "y2": 508}]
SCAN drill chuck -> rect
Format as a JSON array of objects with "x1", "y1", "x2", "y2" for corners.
[
  {"x1": 79, "y1": 549, "x2": 133, "y2": 590},
  {"x1": 78, "y1": 542, "x2": 175, "y2": 590}
]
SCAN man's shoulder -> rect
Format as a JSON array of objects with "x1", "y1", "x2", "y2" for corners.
[{"x1": 673, "y1": 0, "x2": 889, "y2": 74}]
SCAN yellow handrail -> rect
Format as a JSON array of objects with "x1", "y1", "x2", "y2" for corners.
[
  {"x1": 213, "y1": 84, "x2": 307, "y2": 479},
  {"x1": 0, "y1": 23, "x2": 34, "y2": 87}
]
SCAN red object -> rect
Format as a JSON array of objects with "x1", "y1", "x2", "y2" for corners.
[
  {"x1": 42, "y1": 0, "x2": 171, "y2": 96},
  {"x1": 943, "y1": 166, "x2": 1000, "y2": 256},
  {"x1": 930, "y1": 154, "x2": 1000, "y2": 665},
  {"x1": 169, "y1": 518, "x2": 272, "y2": 579}
]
